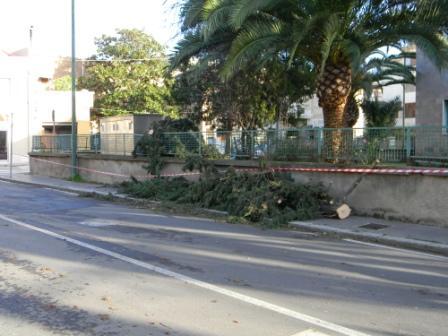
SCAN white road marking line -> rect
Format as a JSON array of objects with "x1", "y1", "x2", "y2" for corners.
[
  {"x1": 43, "y1": 188, "x2": 79, "y2": 197},
  {"x1": 291, "y1": 329, "x2": 332, "y2": 336},
  {"x1": 343, "y1": 239, "x2": 447, "y2": 261},
  {"x1": 0, "y1": 213, "x2": 371, "y2": 336}
]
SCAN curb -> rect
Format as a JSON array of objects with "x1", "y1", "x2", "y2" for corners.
[
  {"x1": 0, "y1": 176, "x2": 229, "y2": 217},
  {"x1": 0, "y1": 176, "x2": 113, "y2": 196},
  {"x1": 291, "y1": 221, "x2": 448, "y2": 256}
]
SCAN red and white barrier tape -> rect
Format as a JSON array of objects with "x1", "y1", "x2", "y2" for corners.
[
  {"x1": 272, "y1": 167, "x2": 448, "y2": 176},
  {"x1": 29, "y1": 155, "x2": 448, "y2": 178},
  {"x1": 30, "y1": 156, "x2": 201, "y2": 179}
]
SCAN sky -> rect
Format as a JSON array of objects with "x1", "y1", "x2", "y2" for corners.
[{"x1": 0, "y1": 0, "x2": 181, "y2": 58}]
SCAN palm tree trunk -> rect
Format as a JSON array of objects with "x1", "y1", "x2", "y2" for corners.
[
  {"x1": 342, "y1": 94, "x2": 359, "y2": 162},
  {"x1": 317, "y1": 63, "x2": 352, "y2": 161},
  {"x1": 343, "y1": 94, "x2": 359, "y2": 128}
]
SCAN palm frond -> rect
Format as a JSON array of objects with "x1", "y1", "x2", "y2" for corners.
[
  {"x1": 320, "y1": 13, "x2": 342, "y2": 72},
  {"x1": 229, "y1": 0, "x2": 281, "y2": 29},
  {"x1": 222, "y1": 19, "x2": 285, "y2": 78},
  {"x1": 202, "y1": 0, "x2": 234, "y2": 40},
  {"x1": 181, "y1": 0, "x2": 206, "y2": 30}
]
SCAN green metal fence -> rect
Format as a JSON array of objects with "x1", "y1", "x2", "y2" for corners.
[
  {"x1": 31, "y1": 127, "x2": 448, "y2": 165},
  {"x1": 32, "y1": 134, "x2": 101, "y2": 153}
]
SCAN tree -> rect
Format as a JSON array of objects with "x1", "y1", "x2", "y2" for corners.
[
  {"x1": 362, "y1": 98, "x2": 402, "y2": 128},
  {"x1": 193, "y1": 0, "x2": 448, "y2": 156},
  {"x1": 78, "y1": 29, "x2": 178, "y2": 117},
  {"x1": 53, "y1": 75, "x2": 72, "y2": 91},
  {"x1": 222, "y1": 0, "x2": 447, "y2": 123},
  {"x1": 171, "y1": 2, "x2": 315, "y2": 130},
  {"x1": 344, "y1": 50, "x2": 416, "y2": 127},
  {"x1": 172, "y1": 58, "x2": 314, "y2": 130}
]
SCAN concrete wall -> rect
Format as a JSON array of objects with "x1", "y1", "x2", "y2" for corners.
[
  {"x1": 29, "y1": 154, "x2": 194, "y2": 185},
  {"x1": 29, "y1": 153, "x2": 448, "y2": 227},
  {"x1": 292, "y1": 172, "x2": 447, "y2": 227},
  {"x1": 29, "y1": 154, "x2": 72, "y2": 180}
]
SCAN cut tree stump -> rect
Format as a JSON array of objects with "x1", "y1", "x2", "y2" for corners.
[
  {"x1": 335, "y1": 203, "x2": 351, "y2": 219},
  {"x1": 322, "y1": 202, "x2": 352, "y2": 220}
]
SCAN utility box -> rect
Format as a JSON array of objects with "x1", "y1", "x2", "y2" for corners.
[{"x1": 99, "y1": 114, "x2": 163, "y2": 155}]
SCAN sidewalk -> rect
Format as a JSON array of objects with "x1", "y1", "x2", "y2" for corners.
[
  {"x1": 1, "y1": 168, "x2": 447, "y2": 256},
  {"x1": 0, "y1": 169, "x2": 118, "y2": 196},
  {"x1": 291, "y1": 217, "x2": 448, "y2": 256}
]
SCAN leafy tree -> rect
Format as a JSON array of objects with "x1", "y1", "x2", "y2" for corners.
[
  {"x1": 53, "y1": 75, "x2": 72, "y2": 91},
  {"x1": 171, "y1": 2, "x2": 315, "y2": 130},
  {"x1": 362, "y1": 98, "x2": 402, "y2": 127},
  {"x1": 173, "y1": 58, "x2": 314, "y2": 130},
  {"x1": 78, "y1": 29, "x2": 178, "y2": 117}
]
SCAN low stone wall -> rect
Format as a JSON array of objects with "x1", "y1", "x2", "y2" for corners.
[
  {"x1": 29, "y1": 153, "x2": 193, "y2": 185},
  {"x1": 29, "y1": 153, "x2": 448, "y2": 227},
  {"x1": 291, "y1": 172, "x2": 447, "y2": 227}
]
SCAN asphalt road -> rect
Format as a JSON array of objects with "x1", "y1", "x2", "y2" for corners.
[{"x1": 0, "y1": 181, "x2": 446, "y2": 336}]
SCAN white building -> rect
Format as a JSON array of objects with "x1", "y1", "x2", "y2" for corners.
[
  {"x1": 0, "y1": 48, "x2": 93, "y2": 160},
  {"x1": 302, "y1": 48, "x2": 417, "y2": 128},
  {"x1": 301, "y1": 95, "x2": 366, "y2": 128},
  {"x1": 302, "y1": 82, "x2": 416, "y2": 128}
]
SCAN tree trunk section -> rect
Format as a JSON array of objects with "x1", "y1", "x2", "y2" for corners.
[
  {"x1": 317, "y1": 63, "x2": 352, "y2": 162},
  {"x1": 343, "y1": 94, "x2": 359, "y2": 128}
]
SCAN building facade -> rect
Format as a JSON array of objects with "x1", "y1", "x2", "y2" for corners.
[
  {"x1": 415, "y1": 50, "x2": 448, "y2": 127},
  {"x1": 0, "y1": 48, "x2": 93, "y2": 160},
  {"x1": 99, "y1": 114, "x2": 163, "y2": 155}
]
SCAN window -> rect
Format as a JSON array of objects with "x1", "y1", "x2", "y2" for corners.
[
  {"x1": 405, "y1": 103, "x2": 416, "y2": 118},
  {"x1": 0, "y1": 131, "x2": 7, "y2": 160},
  {"x1": 129, "y1": 122, "x2": 133, "y2": 130}
]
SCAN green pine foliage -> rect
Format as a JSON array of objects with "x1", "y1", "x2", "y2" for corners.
[{"x1": 121, "y1": 168, "x2": 330, "y2": 227}]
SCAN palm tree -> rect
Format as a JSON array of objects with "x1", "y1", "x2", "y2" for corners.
[
  {"x1": 344, "y1": 50, "x2": 416, "y2": 127},
  {"x1": 171, "y1": 0, "x2": 316, "y2": 131},
  {"x1": 222, "y1": 0, "x2": 446, "y2": 120},
  {"x1": 362, "y1": 98, "x2": 403, "y2": 127},
  {"x1": 199, "y1": 0, "x2": 448, "y2": 156}
]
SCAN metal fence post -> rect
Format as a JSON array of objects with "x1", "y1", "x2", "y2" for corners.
[
  {"x1": 229, "y1": 131, "x2": 232, "y2": 159},
  {"x1": 317, "y1": 128, "x2": 323, "y2": 161},
  {"x1": 123, "y1": 134, "x2": 126, "y2": 156},
  {"x1": 405, "y1": 127, "x2": 412, "y2": 161},
  {"x1": 198, "y1": 132, "x2": 202, "y2": 156}
]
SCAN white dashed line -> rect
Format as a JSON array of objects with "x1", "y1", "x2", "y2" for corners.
[{"x1": 0, "y1": 213, "x2": 371, "y2": 336}]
